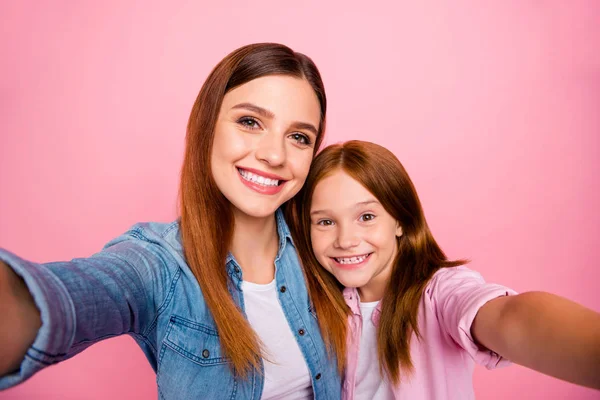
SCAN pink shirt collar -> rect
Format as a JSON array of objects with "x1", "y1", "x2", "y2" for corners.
[{"x1": 342, "y1": 287, "x2": 382, "y2": 326}]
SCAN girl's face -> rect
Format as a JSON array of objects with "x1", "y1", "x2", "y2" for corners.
[
  {"x1": 211, "y1": 75, "x2": 321, "y2": 220},
  {"x1": 310, "y1": 171, "x2": 403, "y2": 302}
]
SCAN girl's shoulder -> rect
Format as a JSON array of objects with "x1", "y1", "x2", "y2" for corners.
[
  {"x1": 427, "y1": 265, "x2": 484, "y2": 286},
  {"x1": 424, "y1": 265, "x2": 516, "y2": 308}
]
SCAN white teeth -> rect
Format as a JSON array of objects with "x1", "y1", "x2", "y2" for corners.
[
  {"x1": 335, "y1": 254, "x2": 369, "y2": 264},
  {"x1": 238, "y1": 169, "x2": 279, "y2": 187}
]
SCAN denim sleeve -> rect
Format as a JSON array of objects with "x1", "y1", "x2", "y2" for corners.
[{"x1": 0, "y1": 230, "x2": 178, "y2": 389}]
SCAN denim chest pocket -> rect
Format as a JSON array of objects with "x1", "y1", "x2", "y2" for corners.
[
  {"x1": 157, "y1": 315, "x2": 239, "y2": 399},
  {"x1": 163, "y1": 315, "x2": 229, "y2": 365}
]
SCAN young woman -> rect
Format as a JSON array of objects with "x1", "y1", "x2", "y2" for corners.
[
  {"x1": 0, "y1": 43, "x2": 341, "y2": 399},
  {"x1": 291, "y1": 140, "x2": 600, "y2": 399}
]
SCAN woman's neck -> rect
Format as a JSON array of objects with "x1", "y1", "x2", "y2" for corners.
[{"x1": 230, "y1": 210, "x2": 279, "y2": 284}]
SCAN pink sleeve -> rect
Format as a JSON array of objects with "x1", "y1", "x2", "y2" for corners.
[{"x1": 427, "y1": 266, "x2": 518, "y2": 369}]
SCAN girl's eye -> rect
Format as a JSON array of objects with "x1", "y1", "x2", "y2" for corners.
[
  {"x1": 317, "y1": 219, "x2": 334, "y2": 226},
  {"x1": 359, "y1": 213, "x2": 376, "y2": 222},
  {"x1": 237, "y1": 117, "x2": 261, "y2": 130},
  {"x1": 289, "y1": 133, "x2": 312, "y2": 146}
]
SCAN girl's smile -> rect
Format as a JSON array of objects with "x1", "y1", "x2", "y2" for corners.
[
  {"x1": 310, "y1": 170, "x2": 403, "y2": 301},
  {"x1": 330, "y1": 253, "x2": 373, "y2": 269}
]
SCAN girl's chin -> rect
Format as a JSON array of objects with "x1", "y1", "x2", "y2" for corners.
[{"x1": 335, "y1": 275, "x2": 369, "y2": 290}]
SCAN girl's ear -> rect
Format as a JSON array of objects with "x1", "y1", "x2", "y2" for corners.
[{"x1": 395, "y1": 223, "x2": 403, "y2": 237}]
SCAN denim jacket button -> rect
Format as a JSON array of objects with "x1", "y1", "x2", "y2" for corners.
[
  {"x1": 315, "y1": 373, "x2": 322, "y2": 380},
  {"x1": 280, "y1": 286, "x2": 287, "y2": 293},
  {"x1": 202, "y1": 349, "x2": 210, "y2": 358},
  {"x1": 234, "y1": 266, "x2": 240, "y2": 274},
  {"x1": 298, "y1": 329, "x2": 305, "y2": 336}
]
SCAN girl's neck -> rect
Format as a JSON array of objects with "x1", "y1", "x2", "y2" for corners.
[
  {"x1": 357, "y1": 287, "x2": 384, "y2": 303},
  {"x1": 357, "y1": 262, "x2": 394, "y2": 302},
  {"x1": 230, "y1": 210, "x2": 279, "y2": 284}
]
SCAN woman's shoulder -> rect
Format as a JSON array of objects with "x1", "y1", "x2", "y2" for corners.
[
  {"x1": 104, "y1": 220, "x2": 184, "y2": 257},
  {"x1": 111, "y1": 220, "x2": 181, "y2": 244},
  {"x1": 92, "y1": 220, "x2": 187, "y2": 281}
]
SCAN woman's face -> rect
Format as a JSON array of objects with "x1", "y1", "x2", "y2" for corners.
[
  {"x1": 309, "y1": 170, "x2": 403, "y2": 302},
  {"x1": 211, "y1": 75, "x2": 321, "y2": 220}
]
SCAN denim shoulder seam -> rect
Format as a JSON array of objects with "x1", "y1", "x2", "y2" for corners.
[
  {"x1": 143, "y1": 266, "x2": 181, "y2": 337},
  {"x1": 127, "y1": 221, "x2": 179, "y2": 242}
]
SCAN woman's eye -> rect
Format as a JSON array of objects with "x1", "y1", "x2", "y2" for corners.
[
  {"x1": 290, "y1": 133, "x2": 312, "y2": 146},
  {"x1": 237, "y1": 117, "x2": 261, "y2": 130},
  {"x1": 359, "y1": 213, "x2": 376, "y2": 222}
]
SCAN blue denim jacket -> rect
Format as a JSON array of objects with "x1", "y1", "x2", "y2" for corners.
[{"x1": 0, "y1": 210, "x2": 341, "y2": 399}]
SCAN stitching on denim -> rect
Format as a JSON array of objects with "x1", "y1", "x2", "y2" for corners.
[
  {"x1": 163, "y1": 340, "x2": 230, "y2": 366},
  {"x1": 145, "y1": 267, "x2": 181, "y2": 336},
  {"x1": 157, "y1": 383, "x2": 166, "y2": 400},
  {"x1": 157, "y1": 315, "x2": 175, "y2": 368},
  {"x1": 160, "y1": 222, "x2": 179, "y2": 238},
  {"x1": 277, "y1": 252, "x2": 325, "y2": 389},
  {"x1": 229, "y1": 378, "x2": 238, "y2": 400},
  {"x1": 29, "y1": 346, "x2": 67, "y2": 358},
  {"x1": 169, "y1": 315, "x2": 220, "y2": 336},
  {"x1": 157, "y1": 339, "x2": 168, "y2": 367},
  {"x1": 165, "y1": 316, "x2": 227, "y2": 364},
  {"x1": 69, "y1": 333, "x2": 121, "y2": 350},
  {"x1": 131, "y1": 332, "x2": 157, "y2": 358},
  {"x1": 156, "y1": 368, "x2": 172, "y2": 400},
  {"x1": 127, "y1": 229, "x2": 147, "y2": 241},
  {"x1": 25, "y1": 352, "x2": 57, "y2": 366}
]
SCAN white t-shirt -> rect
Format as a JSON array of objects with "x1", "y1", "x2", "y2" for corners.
[
  {"x1": 242, "y1": 279, "x2": 313, "y2": 399},
  {"x1": 355, "y1": 300, "x2": 394, "y2": 400}
]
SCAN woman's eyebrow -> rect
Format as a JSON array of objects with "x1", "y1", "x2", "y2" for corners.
[
  {"x1": 291, "y1": 122, "x2": 318, "y2": 136},
  {"x1": 231, "y1": 102, "x2": 275, "y2": 119},
  {"x1": 232, "y1": 102, "x2": 318, "y2": 135}
]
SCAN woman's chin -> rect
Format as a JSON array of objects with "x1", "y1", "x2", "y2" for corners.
[{"x1": 231, "y1": 202, "x2": 280, "y2": 220}]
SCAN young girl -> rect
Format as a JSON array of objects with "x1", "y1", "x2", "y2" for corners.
[
  {"x1": 0, "y1": 43, "x2": 341, "y2": 399},
  {"x1": 291, "y1": 140, "x2": 600, "y2": 399}
]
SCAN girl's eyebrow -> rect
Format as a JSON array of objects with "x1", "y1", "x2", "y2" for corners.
[{"x1": 310, "y1": 199, "x2": 380, "y2": 216}]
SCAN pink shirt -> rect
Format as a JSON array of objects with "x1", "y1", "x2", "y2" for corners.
[{"x1": 342, "y1": 266, "x2": 517, "y2": 400}]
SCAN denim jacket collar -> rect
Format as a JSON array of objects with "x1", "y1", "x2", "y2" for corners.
[{"x1": 225, "y1": 208, "x2": 293, "y2": 288}]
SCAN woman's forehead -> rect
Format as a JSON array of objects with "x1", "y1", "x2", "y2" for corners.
[{"x1": 221, "y1": 75, "x2": 321, "y2": 126}]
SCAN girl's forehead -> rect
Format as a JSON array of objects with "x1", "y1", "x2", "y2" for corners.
[{"x1": 311, "y1": 172, "x2": 379, "y2": 213}]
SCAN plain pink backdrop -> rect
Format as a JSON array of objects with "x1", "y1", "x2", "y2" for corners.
[{"x1": 1, "y1": 1, "x2": 598, "y2": 399}]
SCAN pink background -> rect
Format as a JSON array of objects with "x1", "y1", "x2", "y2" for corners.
[{"x1": 1, "y1": 1, "x2": 598, "y2": 399}]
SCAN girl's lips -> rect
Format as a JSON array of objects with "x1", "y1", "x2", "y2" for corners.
[{"x1": 330, "y1": 253, "x2": 373, "y2": 270}]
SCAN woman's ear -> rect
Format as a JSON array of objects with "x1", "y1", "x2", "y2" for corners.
[{"x1": 395, "y1": 223, "x2": 403, "y2": 237}]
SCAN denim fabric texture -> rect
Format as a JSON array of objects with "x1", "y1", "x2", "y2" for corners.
[{"x1": 0, "y1": 209, "x2": 341, "y2": 399}]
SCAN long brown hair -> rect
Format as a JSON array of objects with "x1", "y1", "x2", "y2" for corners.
[
  {"x1": 179, "y1": 43, "x2": 327, "y2": 377},
  {"x1": 290, "y1": 140, "x2": 467, "y2": 383}
]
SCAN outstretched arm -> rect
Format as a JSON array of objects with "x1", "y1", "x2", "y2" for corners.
[
  {"x1": 0, "y1": 260, "x2": 42, "y2": 375},
  {"x1": 472, "y1": 291, "x2": 600, "y2": 389}
]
